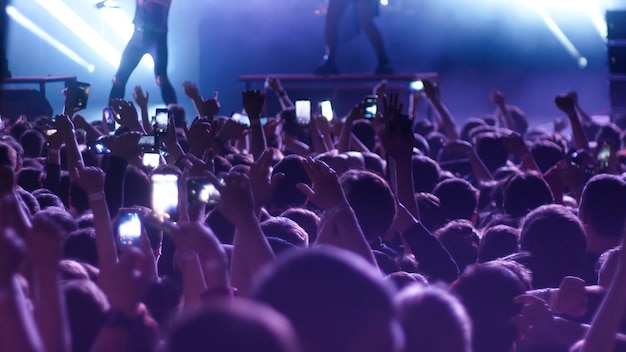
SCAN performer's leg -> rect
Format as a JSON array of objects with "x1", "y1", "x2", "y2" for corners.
[
  {"x1": 356, "y1": 0, "x2": 393, "y2": 74},
  {"x1": 110, "y1": 33, "x2": 145, "y2": 103},
  {"x1": 314, "y1": 0, "x2": 351, "y2": 74},
  {"x1": 151, "y1": 33, "x2": 177, "y2": 105}
]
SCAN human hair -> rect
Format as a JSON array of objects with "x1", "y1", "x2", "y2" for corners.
[
  {"x1": 397, "y1": 284, "x2": 472, "y2": 352},
  {"x1": 124, "y1": 165, "x2": 151, "y2": 208},
  {"x1": 477, "y1": 225, "x2": 520, "y2": 263},
  {"x1": 260, "y1": 216, "x2": 309, "y2": 247},
  {"x1": 460, "y1": 118, "x2": 486, "y2": 142},
  {"x1": 531, "y1": 140, "x2": 563, "y2": 173},
  {"x1": 579, "y1": 174, "x2": 626, "y2": 239},
  {"x1": 144, "y1": 277, "x2": 182, "y2": 333},
  {"x1": 451, "y1": 263, "x2": 526, "y2": 352},
  {"x1": 33, "y1": 189, "x2": 65, "y2": 210},
  {"x1": 59, "y1": 259, "x2": 90, "y2": 281},
  {"x1": 19, "y1": 129, "x2": 44, "y2": 158},
  {"x1": 165, "y1": 299, "x2": 299, "y2": 352},
  {"x1": 340, "y1": 169, "x2": 397, "y2": 242},
  {"x1": 411, "y1": 155, "x2": 440, "y2": 193},
  {"x1": 17, "y1": 187, "x2": 40, "y2": 215},
  {"x1": 520, "y1": 204, "x2": 587, "y2": 288},
  {"x1": 16, "y1": 166, "x2": 42, "y2": 192},
  {"x1": 502, "y1": 171, "x2": 553, "y2": 219},
  {"x1": 474, "y1": 134, "x2": 508, "y2": 173},
  {"x1": 270, "y1": 155, "x2": 310, "y2": 214},
  {"x1": 63, "y1": 279, "x2": 110, "y2": 352},
  {"x1": 280, "y1": 208, "x2": 320, "y2": 245},
  {"x1": 64, "y1": 228, "x2": 99, "y2": 267},
  {"x1": 251, "y1": 247, "x2": 400, "y2": 352},
  {"x1": 435, "y1": 219, "x2": 480, "y2": 274},
  {"x1": 9, "y1": 119, "x2": 31, "y2": 141},
  {"x1": 33, "y1": 207, "x2": 77, "y2": 235},
  {"x1": 362, "y1": 152, "x2": 385, "y2": 177},
  {"x1": 0, "y1": 141, "x2": 17, "y2": 169},
  {"x1": 433, "y1": 178, "x2": 479, "y2": 222}
]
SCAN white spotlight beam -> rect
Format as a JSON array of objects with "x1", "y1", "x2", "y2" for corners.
[
  {"x1": 6, "y1": 6, "x2": 95, "y2": 72},
  {"x1": 525, "y1": 1, "x2": 588, "y2": 68},
  {"x1": 35, "y1": 0, "x2": 121, "y2": 68}
]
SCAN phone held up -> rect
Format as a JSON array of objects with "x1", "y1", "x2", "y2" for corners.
[
  {"x1": 154, "y1": 108, "x2": 169, "y2": 136},
  {"x1": 295, "y1": 99, "x2": 311, "y2": 126},
  {"x1": 151, "y1": 173, "x2": 179, "y2": 222},
  {"x1": 364, "y1": 95, "x2": 378, "y2": 119},
  {"x1": 118, "y1": 209, "x2": 142, "y2": 247},
  {"x1": 65, "y1": 80, "x2": 91, "y2": 111},
  {"x1": 187, "y1": 177, "x2": 221, "y2": 205}
]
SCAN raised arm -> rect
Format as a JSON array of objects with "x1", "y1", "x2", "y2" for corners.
[
  {"x1": 0, "y1": 228, "x2": 44, "y2": 352},
  {"x1": 208, "y1": 171, "x2": 275, "y2": 296},
  {"x1": 424, "y1": 80, "x2": 460, "y2": 141},
  {"x1": 266, "y1": 77, "x2": 294, "y2": 109},
  {"x1": 74, "y1": 165, "x2": 119, "y2": 277},
  {"x1": 132, "y1": 86, "x2": 152, "y2": 134},
  {"x1": 297, "y1": 158, "x2": 377, "y2": 266},
  {"x1": 28, "y1": 212, "x2": 71, "y2": 352},
  {"x1": 243, "y1": 89, "x2": 268, "y2": 160},
  {"x1": 443, "y1": 140, "x2": 494, "y2": 183},
  {"x1": 337, "y1": 102, "x2": 365, "y2": 153},
  {"x1": 555, "y1": 94, "x2": 589, "y2": 153}
]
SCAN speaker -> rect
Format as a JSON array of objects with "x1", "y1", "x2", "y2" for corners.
[
  {"x1": 607, "y1": 10, "x2": 626, "y2": 40},
  {"x1": 0, "y1": 89, "x2": 53, "y2": 121}
]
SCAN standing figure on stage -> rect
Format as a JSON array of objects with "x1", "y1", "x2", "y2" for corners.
[
  {"x1": 109, "y1": 0, "x2": 177, "y2": 105},
  {"x1": 314, "y1": 0, "x2": 393, "y2": 75}
]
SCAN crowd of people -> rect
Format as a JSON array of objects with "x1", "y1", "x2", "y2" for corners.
[{"x1": 1, "y1": 75, "x2": 626, "y2": 352}]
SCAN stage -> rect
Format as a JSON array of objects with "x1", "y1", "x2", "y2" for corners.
[{"x1": 3, "y1": 0, "x2": 622, "y2": 126}]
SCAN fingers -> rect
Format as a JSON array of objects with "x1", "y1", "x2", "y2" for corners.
[
  {"x1": 514, "y1": 294, "x2": 547, "y2": 305},
  {"x1": 296, "y1": 183, "x2": 314, "y2": 198}
]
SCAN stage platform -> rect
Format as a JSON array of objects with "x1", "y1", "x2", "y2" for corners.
[{"x1": 238, "y1": 73, "x2": 438, "y2": 115}]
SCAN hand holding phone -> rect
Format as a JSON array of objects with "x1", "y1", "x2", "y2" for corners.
[
  {"x1": 320, "y1": 100, "x2": 333, "y2": 122},
  {"x1": 138, "y1": 135, "x2": 157, "y2": 153},
  {"x1": 65, "y1": 80, "x2": 91, "y2": 112},
  {"x1": 88, "y1": 140, "x2": 112, "y2": 154},
  {"x1": 152, "y1": 173, "x2": 179, "y2": 221},
  {"x1": 118, "y1": 209, "x2": 142, "y2": 247},
  {"x1": 187, "y1": 177, "x2": 221, "y2": 205},
  {"x1": 295, "y1": 100, "x2": 311, "y2": 126},
  {"x1": 364, "y1": 95, "x2": 378, "y2": 119},
  {"x1": 154, "y1": 108, "x2": 169, "y2": 136},
  {"x1": 597, "y1": 140, "x2": 612, "y2": 173}
]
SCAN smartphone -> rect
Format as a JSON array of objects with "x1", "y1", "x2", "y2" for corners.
[
  {"x1": 154, "y1": 108, "x2": 169, "y2": 135},
  {"x1": 232, "y1": 113, "x2": 251, "y2": 127},
  {"x1": 142, "y1": 152, "x2": 160, "y2": 169},
  {"x1": 88, "y1": 140, "x2": 112, "y2": 154},
  {"x1": 320, "y1": 100, "x2": 333, "y2": 122},
  {"x1": 364, "y1": 95, "x2": 378, "y2": 119},
  {"x1": 118, "y1": 210, "x2": 142, "y2": 247},
  {"x1": 151, "y1": 173, "x2": 179, "y2": 221},
  {"x1": 295, "y1": 99, "x2": 311, "y2": 126},
  {"x1": 597, "y1": 141, "x2": 611, "y2": 173},
  {"x1": 103, "y1": 107, "x2": 116, "y2": 134},
  {"x1": 44, "y1": 128, "x2": 57, "y2": 136},
  {"x1": 138, "y1": 135, "x2": 157, "y2": 153},
  {"x1": 187, "y1": 177, "x2": 221, "y2": 205},
  {"x1": 66, "y1": 80, "x2": 91, "y2": 111}
]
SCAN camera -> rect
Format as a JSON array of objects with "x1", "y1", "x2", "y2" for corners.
[
  {"x1": 187, "y1": 177, "x2": 221, "y2": 205},
  {"x1": 118, "y1": 209, "x2": 142, "y2": 247},
  {"x1": 364, "y1": 95, "x2": 378, "y2": 119}
]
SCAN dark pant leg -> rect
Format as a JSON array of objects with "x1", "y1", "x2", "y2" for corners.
[
  {"x1": 150, "y1": 32, "x2": 177, "y2": 104},
  {"x1": 110, "y1": 31, "x2": 147, "y2": 103}
]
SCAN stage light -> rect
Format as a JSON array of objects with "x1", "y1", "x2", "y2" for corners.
[
  {"x1": 34, "y1": 0, "x2": 122, "y2": 68},
  {"x1": 6, "y1": 6, "x2": 95, "y2": 73},
  {"x1": 524, "y1": 1, "x2": 588, "y2": 69}
]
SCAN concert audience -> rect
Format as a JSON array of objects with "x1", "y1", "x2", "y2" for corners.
[{"x1": 1, "y1": 76, "x2": 626, "y2": 352}]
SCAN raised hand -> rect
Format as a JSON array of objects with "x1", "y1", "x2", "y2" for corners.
[
  {"x1": 242, "y1": 90, "x2": 266, "y2": 119},
  {"x1": 72, "y1": 165, "x2": 105, "y2": 195},
  {"x1": 184, "y1": 117, "x2": 213, "y2": 157},
  {"x1": 554, "y1": 276, "x2": 588, "y2": 318},
  {"x1": 296, "y1": 158, "x2": 347, "y2": 211},
  {"x1": 201, "y1": 91, "x2": 221, "y2": 120},
  {"x1": 182, "y1": 81, "x2": 202, "y2": 101},
  {"x1": 51, "y1": 114, "x2": 76, "y2": 141},
  {"x1": 502, "y1": 132, "x2": 529, "y2": 158},
  {"x1": 207, "y1": 171, "x2": 256, "y2": 227},
  {"x1": 108, "y1": 131, "x2": 142, "y2": 162},
  {"x1": 513, "y1": 294, "x2": 558, "y2": 347},
  {"x1": 215, "y1": 118, "x2": 248, "y2": 143},
  {"x1": 110, "y1": 98, "x2": 143, "y2": 132},
  {"x1": 265, "y1": 77, "x2": 284, "y2": 94},
  {"x1": 491, "y1": 90, "x2": 506, "y2": 107},
  {"x1": 423, "y1": 79, "x2": 441, "y2": 101},
  {"x1": 382, "y1": 92, "x2": 404, "y2": 120},
  {"x1": 99, "y1": 247, "x2": 149, "y2": 316},
  {"x1": 249, "y1": 149, "x2": 284, "y2": 210},
  {"x1": 132, "y1": 86, "x2": 149, "y2": 110},
  {"x1": 554, "y1": 95, "x2": 576, "y2": 115}
]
